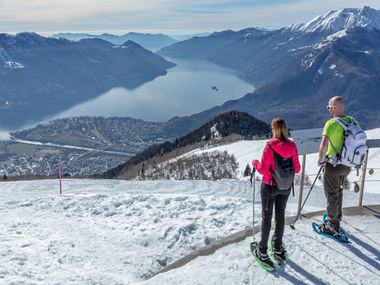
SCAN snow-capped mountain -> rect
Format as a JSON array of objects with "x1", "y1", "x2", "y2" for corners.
[
  {"x1": 159, "y1": 6, "x2": 380, "y2": 129},
  {"x1": 290, "y1": 6, "x2": 380, "y2": 34}
]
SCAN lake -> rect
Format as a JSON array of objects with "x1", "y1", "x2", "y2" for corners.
[
  {"x1": 54, "y1": 57, "x2": 254, "y2": 122},
  {"x1": 0, "y1": 57, "x2": 254, "y2": 134}
]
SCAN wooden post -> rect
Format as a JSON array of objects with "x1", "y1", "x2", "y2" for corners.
[
  {"x1": 297, "y1": 154, "x2": 306, "y2": 215},
  {"x1": 358, "y1": 150, "x2": 369, "y2": 206}
]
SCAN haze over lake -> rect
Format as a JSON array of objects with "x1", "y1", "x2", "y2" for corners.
[{"x1": 54, "y1": 57, "x2": 254, "y2": 123}]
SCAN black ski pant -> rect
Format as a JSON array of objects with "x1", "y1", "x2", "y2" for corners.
[
  {"x1": 323, "y1": 163, "x2": 351, "y2": 229},
  {"x1": 259, "y1": 182, "x2": 290, "y2": 254}
]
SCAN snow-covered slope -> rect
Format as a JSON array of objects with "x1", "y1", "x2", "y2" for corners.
[
  {"x1": 0, "y1": 128, "x2": 379, "y2": 284},
  {"x1": 0, "y1": 171, "x2": 379, "y2": 283},
  {"x1": 180, "y1": 127, "x2": 380, "y2": 195},
  {"x1": 0, "y1": 178, "x2": 292, "y2": 284},
  {"x1": 0, "y1": 179, "x2": 252, "y2": 284},
  {"x1": 143, "y1": 215, "x2": 380, "y2": 285},
  {"x1": 291, "y1": 6, "x2": 380, "y2": 34}
]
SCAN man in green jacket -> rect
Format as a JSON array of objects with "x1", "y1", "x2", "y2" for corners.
[{"x1": 317, "y1": 96, "x2": 359, "y2": 235}]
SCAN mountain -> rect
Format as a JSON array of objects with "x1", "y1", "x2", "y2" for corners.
[
  {"x1": 0, "y1": 32, "x2": 175, "y2": 129},
  {"x1": 172, "y1": 32, "x2": 212, "y2": 41},
  {"x1": 101, "y1": 111, "x2": 270, "y2": 179},
  {"x1": 11, "y1": 116, "x2": 169, "y2": 153},
  {"x1": 160, "y1": 28, "x2": 269, "y2": 57},
  {"x1": 52, "y1": 32, "x2": 177, "y2": 51},
  {"x1": 290, "y1": 6, "x2": 380, "y2": 34},
  {"x1": 159, "y1": 7, "x2": 380, "y2": 86},
  {"x1": 158, "y1": 7, "x2": 380, "y2": 129},
  {"x1": 3, "y1": 116, "x2": 174, "y2": 177},
  {"x1": 6, "y1": 112, "x2": 268, "y2": 176}
]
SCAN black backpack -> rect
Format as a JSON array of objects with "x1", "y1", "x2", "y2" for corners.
[{"x1": 267, "y1": 142, "x2": 295, "y2": 191}]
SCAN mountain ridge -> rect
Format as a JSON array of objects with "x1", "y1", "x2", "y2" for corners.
[
  {"x1": 100, "y1": 111, "x2": 270, "y2": 179},
  {"x1": 51, "y1": 32, "x2": 177, "y2": 51},
  {"x1": 0, "y1": 32, "x2": 175, "y2": 129},
  {"x1": 158, "y1": 6, "x2": 380, "y2": 129}
]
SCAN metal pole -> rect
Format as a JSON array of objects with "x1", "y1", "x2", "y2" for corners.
[
  {"x1": 250, "y1": 170, "x2": 256, "y2": 242},
  {"x1": 290, "y1": 166, "x2": 323, "y2": 229},
  {"x1": 358, "y1": 149, "x2": 369, "y2": 206},
  {"x1": 297, "y1": 154, "x2": 306, "y2": 215}
]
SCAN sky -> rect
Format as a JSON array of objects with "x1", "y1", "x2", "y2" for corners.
[{"x1": 1, "y1": 0, "x2": 380, "y2": 36}]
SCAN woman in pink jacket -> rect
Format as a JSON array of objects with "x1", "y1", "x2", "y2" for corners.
[{"x1": 252, "y1": 118, "x2": 300, "y2": 266}]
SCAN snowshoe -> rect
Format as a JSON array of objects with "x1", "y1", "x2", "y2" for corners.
[
  {"x1": 312, "y1": 222, "x2": 350, "y2": 244},
  {"x1": 322, "y1": 213, "x2": 346, "y2": 236},
  {"x1": 249, "y1": 242, "x2": 275, "y2": 272},
  {"x1": 269, "y1": 241, "x2": 287, "y2": 265}
]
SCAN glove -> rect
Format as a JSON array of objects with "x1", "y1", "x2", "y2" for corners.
[{"x1": 252, "y1": 159, "x2": 259, "y2": 169}]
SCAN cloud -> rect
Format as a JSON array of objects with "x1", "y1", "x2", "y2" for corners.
[{"x1": 0, "y1": 0, "x2": 380, "y2": 34}]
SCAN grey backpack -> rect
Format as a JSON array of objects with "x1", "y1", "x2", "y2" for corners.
[
  {"x1": 330, "y1": 116, "x2": 368, "y2": 169},
  {"x1": 267, "y1": 143, "x2": 295, "y2": 191}
]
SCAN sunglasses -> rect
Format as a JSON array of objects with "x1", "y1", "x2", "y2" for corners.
[{"x1": 326, "y1": 105, "x2": 336, "y2": 110}]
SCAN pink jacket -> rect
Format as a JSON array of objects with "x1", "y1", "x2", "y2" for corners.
[{"x1": 253, "y1": 138, "x2": 301, "y2": 186}]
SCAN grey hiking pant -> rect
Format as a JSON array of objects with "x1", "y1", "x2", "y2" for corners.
[{"x1": 323, "y1": 163, "x2": 351, "y2": 228}]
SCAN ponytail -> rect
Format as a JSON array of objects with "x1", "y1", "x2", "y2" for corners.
[{"x1": 271, "y1": 118, "x2": 289, "y2": 140}]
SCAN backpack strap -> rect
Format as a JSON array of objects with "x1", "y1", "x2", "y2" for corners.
[
  {"x1": 328, "y1": 117, "x2": 355, "y2": 161},
  {"x1": 335, "y1": 116, "x2": 358, "y2": 129},
  {"x1": 266, "y1": 142, "x2": 274, "y2": 171},
  {"x1": 334, "y1": 117, "x2": 350, "y2": 130},
  {"x1": 266, "y1": 142, "x2": 277, "y2": 185},
  {"x1": 266, "y1": 140, "x2": 291, "y2": 185},
  {"x1": 266, "y1": 142, "x2": 276, "y2": 154}
]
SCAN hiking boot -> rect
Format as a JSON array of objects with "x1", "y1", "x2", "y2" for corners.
[
  {"x1": 270, "y1": 240, "x2": 287, "y2": 264},
  {"x1": 318, "y1": 221, "x2": 339, "y2": 236},
  {"x1": 322, "y1": 214, "x2": 343, "y2": 233},
  {"x1": 255, "y1": 246, "x2": 274, "y2": 268}
]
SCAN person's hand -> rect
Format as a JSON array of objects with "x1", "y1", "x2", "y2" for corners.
[
  {"x1": 252, "y1": 159, "x2": 259, "y2": 169},
  {"x1": 317, "y1": 159, "x2": 326, "y2": 167}
]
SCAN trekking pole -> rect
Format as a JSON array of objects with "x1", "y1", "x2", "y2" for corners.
[
  {"x1": 250, "y1": 168, "x2": 256, "y2": 242},
  {"x1": 290, "y1": 166, "x2": 323, "y2": 229}
]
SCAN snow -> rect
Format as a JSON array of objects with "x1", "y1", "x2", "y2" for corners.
[
  {"x1": 329, "y1": 64, "x2": 337, "y2": 70},
  {"x1": 0, "y1": 128, "x2": 379, "y2": 284},
  {"x1": 325, "y1": 29, "x2": 347, "y2": 41},
  {"x1": 292, "y1": 6, "x2": 380, "y2": 34},
  {"x1": 288, "y1": 45, "x2": 312, "y2": 53},
  {"x1": 144, "y1": 215, "x2": 380, "y2": 285},
  {"x1": 1, "y1": 175, "x2": 377, "y2": 284},
  {"x1": 0, "y1": 131, "x2": 11, "y2": 141},
  {"x1": 210, "y1": 123, "x2": 221, "y2": 140},
  {"x1": 181, "y1": 127, "x2": 380, "y2": 195},
  {"x1": 0, "y1": 179, "x2": 269, "y2": 284},
  {"x1": 4, "y1": 60, "x2": 24, "y2": 69}
]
